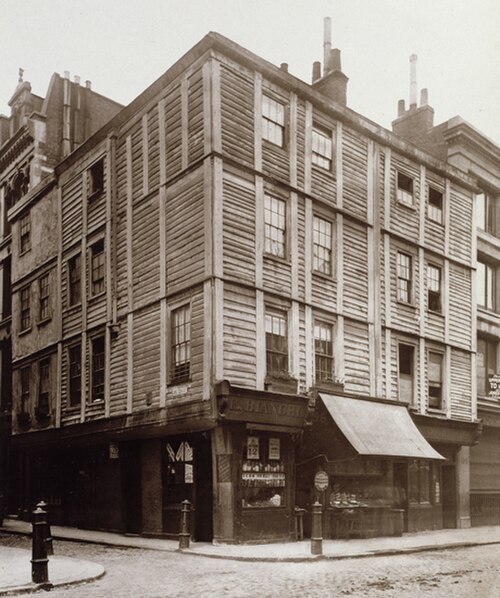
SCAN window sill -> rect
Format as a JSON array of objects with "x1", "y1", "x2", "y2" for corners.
[
  {"x1": 426, "y1": 216, "x2": 444, "y2": 228},
  {"x1": 19, "y1": 248, "x2": 31, "y2": 257},
  {"x1": 312, "y1": 270, "x2": 335, "y2": 283},
  {"x1": 312, "y1": 164, "x2": 336, "y2": 179},
  {"x1": 18, "y1": 327, "x2": 32, "y2": 337},
  {"x1": 426, "y1": 309, "x2": 444, "y2": 318},
  {"x1": 37, "y1": 317, "x2": 52, "y2": 328},
  {"x1": 264, "y1": 254, "x2": 291, "y2": 267},
  {"x1": 88, "y1": 291, "x2": 106, "y2": 303},
  {"x1": 396, "y1": 300, "x2": 417, "y2": 309},
  {"x1": 64, "y1": 405, "x2": 81, "y2": 413},
  {"x1": 262, "y1": 138, "x2": 286, "y2": 152},
  {"x1": 87, "y1": 190, "x2": 103, "y2": 202},
  {"x1": 168, "y1": 377, "x2": 191, "y2": 387},
  {"x1": 396, "y1": 199, "x2": 417, "y2": 211},
  {"x1": 427, "y1": 407, "x2": 446, "y2": 416},
  {"x1": 65, "y1": 302, "x2": 82, "y2": 313}
]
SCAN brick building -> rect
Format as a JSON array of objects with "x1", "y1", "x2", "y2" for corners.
[{"x1": 2, "y1": 24, "x2": 481, "y2": 542}]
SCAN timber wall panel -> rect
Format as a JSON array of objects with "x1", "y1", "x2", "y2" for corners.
[
  {"x1": 261, "y1": 82, "x2": 289, "y2": 183},
  {"x1": 295, "y1": 100, "x2": 306, "y2": 191},
  {"x1": 296, "y1": 197, "x2": 306, "y2": 300},
  {"x1": 343, "y1": 318, "x2": 371, "y2": 395},
  {"x1": 342, "y1": 220, "x2": 368, "y2": 319},
  {"x1": 148, "y1": 105, "x2": 160, "y2": 191},
  {"x1": 61, "y1": 176, "x2": 83, "y2": 247},
  {"x1": 449, "y1": 263, "x2": 472, "y2": 349},
  {"x1": 109, "y1": 324, "x2": 128, "y2": 416},
  {"x1": 425, "y1": 311, "x2": 445, "y2": 343},
  {"x1": 133, "y1": 194, "x2": 161, "y2": 306},
  {"x1": 188, "y1": 68, "x2": 205, "y2": 164},
  {"x1": 424, "y1": 172, "x2": 446, "y2": 254},
  {"x1": 164, "y1": 85, "x2": 182, "y2": 179},
  {"x1": 165, "y1": 169, "x2": 205, "y2": 293},
  {"x1": 223, "y1": 284, "x2": 257, "y2": 388},
  {"x1": 133, "y1": 304, "x2": 161, "y2": 411},
  {"x1": 263, "y1": 258, "x2": 292, "y2": 296},
  {"x1": 130, "y1": 122, "x2": 143, "y2": 202},
  {"x1": 342, "y1": 126, "x2": 368, "y2": 219},
  {"x1": 87, "y1": 295, "x2": 107, "y2": 329},
  {"x1": 450, "y1": 348, "x2": 472, "y2": 420},
  {"x1": 222, "y1": 172, "x2": 256, "y2": 283},
  {"x1": 189, "y1": 290, "x2": 205, "y2": 393},
  {"x1": 389, "y1": 242, "x2": 420, "y2": 334},
  {"x1": 449, "y1": 184, "x2": 473, "y2": 263}
]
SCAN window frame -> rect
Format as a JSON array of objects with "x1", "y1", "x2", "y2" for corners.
[
  {"x1": 476, "y1": 191, "x2": 496, "y2": 235},
  {"x1": 428, "y1": 350, "x2": 444, "y2": 410},
  {"x1": 427, "y1": 263, "x2": 442, "y2": 314},
  {"x1": 314, "y1": 320, "x2": 334, "y2": 383},
  {"x1": 265, "y1": 308, "x2": 288, "y2": 376},
  {"x1": 396, "y1": 251, "x2": 413, "y2": 304},
  {"x1": 68, "y1": 253, "x2": 82, "y2": 307},
  {"x1": 171, "y1": 304, "x2": 191, "y2": 384},
  {"x1": 88, "y1": 158, "x2": 104, "y2": 199},
  {"x1": 427, "y1": 186, "x2": 444, "y2": 224},
  {"x1": 477, "y1": 259, "x2": 495, "y2": 311},
  {"x1": 264, "y1": 194, "x2": 287, "y2": 260},
  {"x1": 20, "y1": 366, "x2": 30, "y2": 413},
  {"x1": 19, "y1": 284, "x2": 31, "y2": 331},
  {"x1": 90, "y1": 336, "x2": 105, "y2": 403},
  {"x1": 19, "y1": 212, "x2": 31, "y2": 254},
  {"x1": 68, "y1": 343, "x2": 82, "y2": 407},
  {"x1": 38, "y1": 273, "x2": 51, "y2": 322},
  {"x1": 312, "y1": 125, "x2": 333, "y2": 171},
  {"x1": 312, "y1": 215, "x2": 333, "y2": 276},
  {"x1": 38, "y1": 358, "x2": 50, "y2": 411},
  {"x1": 396, "y1": 171, "x2": 414, "y2": 207},
  {"x1": 398, "y1": 343, "x2": 415, "y2": 405},
  {"x1": 262, "y1": 95, "x2": 286, "y2": 148},
  {"x1": 90, "y1": 239, "x2": 105, "y2": 297}
]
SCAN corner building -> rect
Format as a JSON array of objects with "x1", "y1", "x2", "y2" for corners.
[{"x1": 7, "y1": 30, "x2": 480, "y2": 542}]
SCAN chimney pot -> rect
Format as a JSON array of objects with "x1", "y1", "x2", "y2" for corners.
[
  {"x1": 323, "y1": 17, "x2": 332, "y2": 73},
  {"x1": 280, "y1": 63, "x2": 288, "y2": 73},
  {"x1": 74, "y1": 75, "x2": 81, "y2": 85},
  {"x1": 330, "y1": 49, "x2": 342, "y2": 72},
  {"x1": 85, "y1": 80, "x2": 92, "y2": 90},
  {"x1": 420, "y1": 88, "x2": 428, "y2": 106},
  {"x1": 312, "y1": 61, "x2": 322, "y2": 82},
  {"x1": 398, "y1": 99, "x2": 406, "y2": 116},
  {"x1": 64, "y1": 70, "x2": 70, "y2": 80}
]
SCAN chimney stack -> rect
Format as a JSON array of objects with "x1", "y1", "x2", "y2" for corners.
[
  {"x1": 312, "y1": 61, "x2": 322, "y2": 82},
  {"x1": 85, "y1": 80, "x2": 92, "y2": 90},
  {"x1": 312, "y1": 17, "x2": 348, "y2": 106},
  {"x1": 409, "y1": 54, "x2": 418, "y2": 108},
  {"x1": 398, "y1": 99, "x2": 406, "y2": 117},
  {"x1": 280, "y1": 63, "x2": 288, "y2": 73},
  {"x1": 420, "y1": 88, "x2": 428, "y2": 106},
  {"x1": 74, "y1": 75, "x2": 80, "y2": 85}
]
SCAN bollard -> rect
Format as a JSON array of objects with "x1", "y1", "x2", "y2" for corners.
[
  {"x1": 178, "y1": 499, "x2": 191, "y2": 550},
  {"x1": 37, "y1": 501, "x2": 53, "y2": 555},
  {"x1": 310, "y1": 501, "x2": 323, "y2": 555},
  {"x1": 31, "y1": 506, "x2": 49, "y2": 584}
]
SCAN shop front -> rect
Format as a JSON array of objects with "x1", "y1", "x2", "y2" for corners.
[
  {"x1": 297, "y1": 393, "x2": 445, "y2": 538},
  {"x1": 214, "y1": 381, "x2": 309, "y2": 543}
]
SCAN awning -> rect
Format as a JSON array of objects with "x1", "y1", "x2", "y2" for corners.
[{"x1": 319, "y1": 393, "x2": 444, "y2": 460}]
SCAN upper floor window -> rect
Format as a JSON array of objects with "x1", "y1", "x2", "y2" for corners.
[
  {"x1": 477, "y1": 260, "x2": 495, "y2": 311},
  {"x1": 314, "y1": 320, "x2": 334, "y2": 383},
  {"x1": 39, "y1": 273, "x2": 51, "y2": 322},
  {"x1": 476, "y1": 192, "x2": 496, "y2": 235},
  {"x1": 20, "y1": 285, "x2": 30, "y2": 331},
  {"x1": 90, "y1": 239, "x2": 105, "y2": 296},
  {"x1": 428, "y1": 187, "x2": 443, "y2": 224},
  {"x1": 264, "y1": 195, "x2": 286, "y2": 258},
  {"x1": 38, "y1": 358, "x2": 50, "y2": 412},
  {"x1": 397, "y1": 172, "x2": 414, "y2": 207},
  {"x1": 171, "y1": 305, "x2": 190, "y2": 382},
  {"x1": 477, "y1": 337, "x2": 497, "y2": 397},
  {"x1": 20, "y1": 366, "x2": 30, "y2": 412},
  {"x1": 427, "y1": 264, "x2": 442, "y2": 313},
  {"x1": 265, "y1": 309, "x2": 288, "y2": 375},
  {"x1": 19, "y1": 212, "x2": 31, "y2": 254},
  {"x1": 69, "y1": 344, "x2": 82, "y2": 407},
  {"x1": 313, "y1": 216, "x2": 333, "y2": 275},
  {"x1": 312, "y1": 126, "x2": 333, "y2": 171},
  {"x1": 428, "y1": 351, "x2": 443, "y2": 410},
  {"x1": 68, "y1": 254, "x2": 81, "y2": 306},
  {"x1": 91, "y1": 336, "x2": 105, "y2": 402},
  {"x1": 397, "y1": 252, "x2": 412, "y2": 304},
  {"x1": 398, "y1": 343, "x2": 414, "y2": 404},
  {"x1": 262, "y1": 95, "x2": 285, "y2": 147},
  {"x1": 88, "y1": 158, "x2": 104, "y2": 198}
]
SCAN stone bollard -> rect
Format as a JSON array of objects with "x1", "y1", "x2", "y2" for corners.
[
  {"x1": 310, "y1": 501, "x2": 323, "y2": 555},
  {"x1": 31, "y1": 506, "x2": 49, "y2": 584},
  {"x1": 178, "y1": 499, "x2": 191, "y2": 550},
  {"x1": 37, "y1": 501, "x2": 53, "y2": 555}
]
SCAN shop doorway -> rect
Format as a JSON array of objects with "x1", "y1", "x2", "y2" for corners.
[
  {"x1": 393, "y1": 462, "x2": 408, "y2": 532},
  {"x1": 121, "y1": 442, "x2": 142, "y2": 535},
  {"x1": 441, "y1": 464, "x2": 457, "y2": 528}
]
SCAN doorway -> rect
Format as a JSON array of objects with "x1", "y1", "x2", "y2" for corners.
[
  {"x1": 393, "y1": 462, "x2": 408, "y2": 532},
  {"x1": 441, "y1": 464, "x2": 457, "y2": 528}
]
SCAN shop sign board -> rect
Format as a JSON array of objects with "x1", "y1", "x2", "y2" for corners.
[
  {"x1": 489, "y1": 375, "x2": 500, "y2": 399},
  {"x1": 314, "y1": 470, "x2": 329, "y2": 491},
  {"x1": 219, "y1": 394, "x2": 308, "y2": 427},
  {"x1": 247, "y1": 436, "x2": 260, "y2": 460},
  {"x1": 269, "y1": 438, "x2": 280, "y2": 460}
]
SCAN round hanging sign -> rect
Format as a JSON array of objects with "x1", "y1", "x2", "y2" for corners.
[{"x1": 314, "y1": 470, "x2": 329, "y2": 491}]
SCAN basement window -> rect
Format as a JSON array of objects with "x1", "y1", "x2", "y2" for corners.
[{"x1": 397, "y1": 172, "x2": 414, "y2": 207}]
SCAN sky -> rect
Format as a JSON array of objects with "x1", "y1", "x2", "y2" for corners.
[{"x1": 1, "y1": 0, "x2": 499, "y2": 145}]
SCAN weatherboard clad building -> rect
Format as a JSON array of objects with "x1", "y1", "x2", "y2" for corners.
[
  {"x1": 6, "y1": 24, "x2": 480, "y2": 542},
  {"x1": 392, "y1": 73, "x2": 500, "y2": 527}
]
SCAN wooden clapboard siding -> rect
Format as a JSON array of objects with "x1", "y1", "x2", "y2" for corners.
[
  {"x1": 261, "y1": 82, "x2": 289, "y2": 183},
  {"x1": 114, "y1": 140, "x2": 129, "y2": 315},
  {"x1": 86, "y1": 400, "x2": 105, "y2": 421},
  {"x1": 342, "y1": 220, "x2": 368, "y2": 319},
  {"x1": 223, "y1": 284, "x2": 257, "y2": 388},
  {"x1": 390, "y1": 156, "x2": 420, "y2": 244},
  {"x1": 449, "y1": 184, "x2": 473, "y2": 263},
  {"x1": 61, "y1": 175, "x2": 83, "y2": 247},
  {"x1": 298, "y1": 306, "x2": 307, "y2": 388},
  {"x1": 295, "y1": 99, "x2": 306, "y2": 191},
  {"x1": 133, "y1": 194, "x2": 161, "y2": 306},
  {"x1": 164, "y1": 85, "x2": 182, "y2": 179},
  {"x1": 450, "y1": 348, "x2": 472, "y2": 420},
  {"x1": 109, "y1": 323, "x2": 128, "y2": 416},
  {"x1": 379, "y1": 235, "x2": 387, "y2": 326},
  {"x1": 165, "y1": 169, "x2": 205, "y2": 293},
  {"x1": 425, "y1": 311, "x2": 445, "y2": 342},
  {"x1": 130, "y1": 122, "x2": 144, "y2": 202},
  {"x1": 147, "y1": 105, "x2": 160, "y2": 191},
  {"x1": 219, "y1": 63, "x2": 255, "y2": 167},
  {"x1": 448, "y1": 262, "x2": 472, "y2": 349},
  {"x1": 188, "y1": 67, "x2": 205, "y2": 164},
  {"x1": 222, "y1": 171, "x2": 256, "y2": 283},
  {"x1": 87, "y1": 295, "x2": 107, "y2": 329},
  {"x1": 342, "y1": 126, "x2": 367, "y2": 219},
  {"x1": 189, "y1": 290, "x2": 205, "y2": 392},
  {"x1": 263, "y1": 257, "x2": 292, "y2": 296},
  {"x1": 343, "y1": 318, "x2": 371, "y2": 395},
  {"x1": 132, "y1": 304, "x2": 161, "y2": 410},
  {"x1": 379, "y1": 151, "x2": 386, "y2": 226},
  {"x1": 388, "y1": 334, "x2": 399, "y2": 402},
  {"x1": 379, "y1": 330, "x2": 387, "y2": 398},
  {"x1": 311, "y1": 165, "x2": 337, "y2": 207},
  {"x1": 389, "y1": 242, "x2": 421, "y2": 334},
  {"x1": 296, "y1": 196, "x2": 306, "y2": 301},
  {"x1": 311, "y1": 273, "x2": 337, "y2": 312}
]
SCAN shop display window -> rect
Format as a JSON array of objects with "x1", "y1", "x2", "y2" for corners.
[
  {"x1": 241, "y1": 435, "x2": 286, "y2": 508},
  {"x1": 408, "y1": 460, "x2": 431, "y2": 504}
]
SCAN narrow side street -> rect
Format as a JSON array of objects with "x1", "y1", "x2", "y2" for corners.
[{"x1": 1, "y1": 534, "x2": 499, "y2": 598}]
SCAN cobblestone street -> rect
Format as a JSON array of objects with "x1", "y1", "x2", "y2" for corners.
[{"x1": 2, "y1": 534, "x2": 500, "y2": 597}]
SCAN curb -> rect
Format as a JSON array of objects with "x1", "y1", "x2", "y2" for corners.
[{"x1": 0, "y1": 567, "x2": 105, "y2": 597}]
